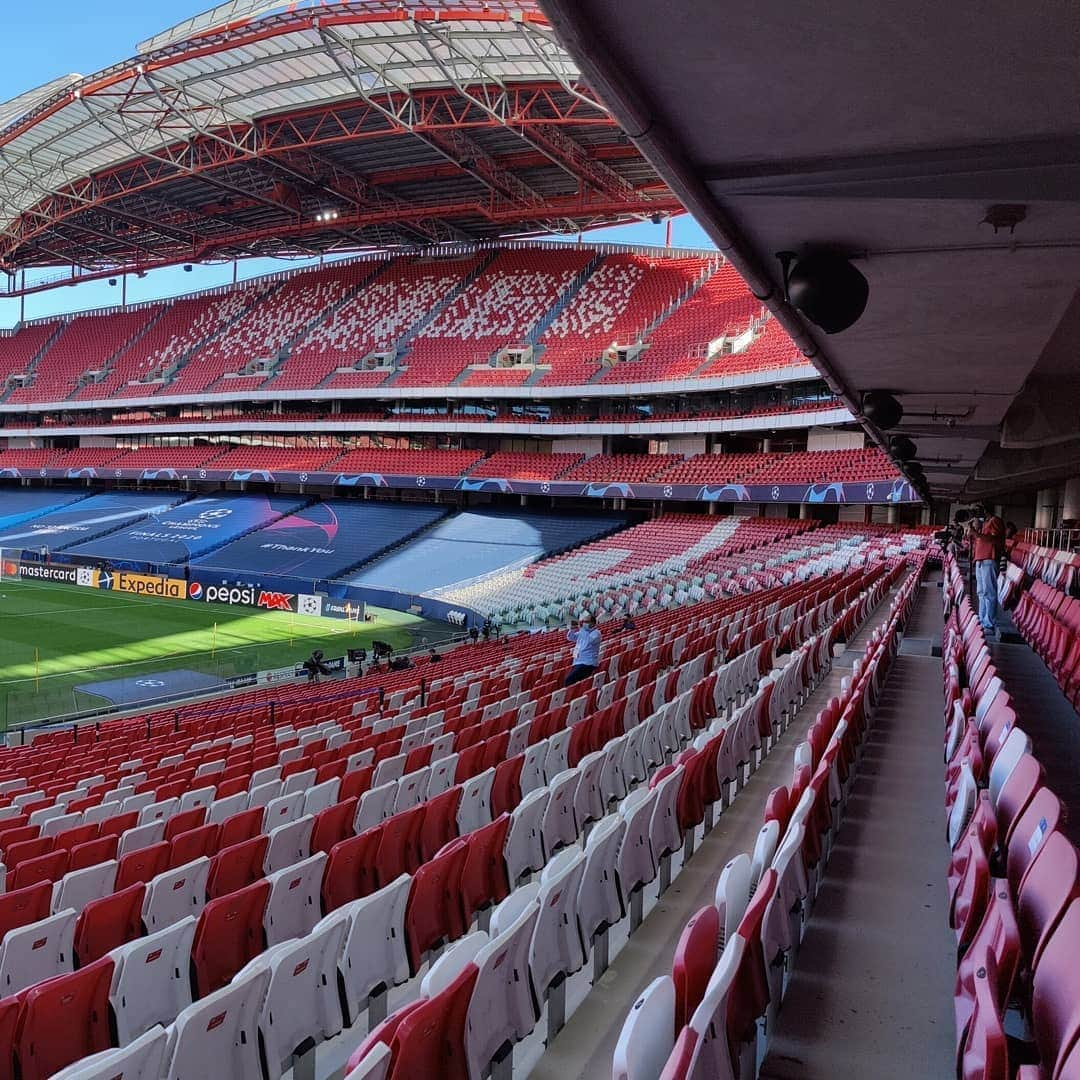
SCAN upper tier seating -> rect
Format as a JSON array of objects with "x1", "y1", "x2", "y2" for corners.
[
  {"x1": 599, "y1": 263, "x2": 765, "y2": 384},
  {"x1": 350, "y1": 509, "x2": 625, "y2": 594},
  {"x1": 0, "y1": 325, "x2": 61, "y2": 394},
  {"x1": 659, "y1": 448, "x2": 900, "y2": 487},
  {"x1": 329, "y1": 448, "x2": 484, "y2": 477},
  {"x1": 7, "y1": 310, "x2": 160, "y2": 405},
  {"x1": 286, "y1": 256, "x2": 482, "y2": 392},
  {"x1": 105, "y1": 292, "x2": 258, "y2": 400},
  {"x1": 695, "y1": 314, "x2": 809, "y2": 378},
  {"x1": 561, "y1": 454, "x2": 682, "y2": 483},
  {"x1": 165, "y1": 264, "x2": 372, "y2": 396},
  {"x1": 48, "y1": 448, "x2": 126, "y2": 470},
  {"x1": 395, "y1": 249, "x2": 593, "y2": 387},
  {"x1": 537, "y1": 255, "x2": 710, "y2": 386},
  {"x1": 658, "y1": 452, "x2": 775, "y2": 486},
  {"x1": 467, "y1": 452, "x2": 584, "y2": 481}
]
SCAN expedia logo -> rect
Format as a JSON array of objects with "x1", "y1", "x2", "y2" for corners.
[
  {"x1": 446, "y1": 610, "x2": 467, "y2": 626},
  {"x1": 188, "y1": 582, "x2": 204, "y2": 600},
  {"x1": 112, "y1": 572, "x2": 185, "y2": 599}
]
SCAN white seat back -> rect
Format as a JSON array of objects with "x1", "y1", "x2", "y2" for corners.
[
  {"x1": 109, "y1": 917, "x2": 197, "y2": 1044},
  {"x1": 0, "y1": 908, "x2": 75, "y2": 995},
  {"x1": 142, "y1": 857, "x2": 210, "y2": 932},
  {"x1": 52, "y1": 860, "x2": 117, "y2": 917},
  {"x1": 264, "y1": 852, "x2": 326, "y2": 946},
  {"x1": 163, "y1": 965, "x2": 270, "y2": 1080},
  {"x1": 505, "y1": 788, "x2": 548, "y2": 884},
  {"x1": 264, "y1": 814, "x2": 315, "y2": 875},
  {"x1": 529, "y1": 846, "x2": 587, "y2": 1000},
  {"x1": 48, "y1": 1025, "x2": 168, "y2": 1080}
]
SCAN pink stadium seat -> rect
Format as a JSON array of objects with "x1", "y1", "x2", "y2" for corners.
[{"x1": 191, "y1": 879, "x2": 271, "y2": 998}]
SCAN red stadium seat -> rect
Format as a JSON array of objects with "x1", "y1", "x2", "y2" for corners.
[
  {"x1": 14, "y1": 957, "x2": 114, "y2": 1080},
  {"x1": 114, "y1": 841, "x2": 169, "y2": 890},
  {"x1": 191, "y1": 879, "x2": 270, "y2": 998},
  {"x1": 168, "y1": 823, "x2": 221, "y2": 869},
  {"x1": 219, "y1": 807, "x2": 264, "y2": 848},
  {"x1": 207, "y1": 835, "x2": 269, "y2": 900},
  {"x1": 0, "y1": 883, "x2": 52, "y2": 946},
  {"x1": 405, "y1": 838, "x2": 469, "y2": 972},
  {"x1": 73, "y1": 884, "x2": 146, "y2": 966},
  {"x1": 68, "y1": 835, "x2": 118, "y2": 872},
  {"x1": 322, "y1": 830, "x2": 381, "y2": 912}
]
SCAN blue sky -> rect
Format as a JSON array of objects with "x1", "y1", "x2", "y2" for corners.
[{"x1": 0, "y1": 2, "x2": 713, "y2": 327}]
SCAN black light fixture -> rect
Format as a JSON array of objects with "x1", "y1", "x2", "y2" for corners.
[
  {"x1": 777, "y1": 249, "x2": 869, "y2": 333},
  {"x1": 862, "y1": 390, "x2": 903, "y2": 429},
  {"x1": 107, "y1": 278, "x2": 117, "y2": 287},
  {"x1": 890, "y1": 434, "x2": 917, "y2": 461},
  {"x1": 183, "y1": 264, "x2": 193, "y2": 272}
]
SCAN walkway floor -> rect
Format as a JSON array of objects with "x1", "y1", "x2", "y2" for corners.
[
  {"x1": 759, "y1": 576, "x2": 955, "y2": 1080},
  {"x1": 990, "y1": 618, "x2": 1080, "y2": 846}
]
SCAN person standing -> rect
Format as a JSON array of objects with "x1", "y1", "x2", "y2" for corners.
[
  {"x1": 564, "y1": 611, "x2": 601, "y2": 686},
  {"x1": 969, "y1": 507, "x2": 1005, "y2": 635}
]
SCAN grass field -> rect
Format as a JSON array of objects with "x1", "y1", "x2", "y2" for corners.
[{"x1": 0, "y1": 577, "x2": 448, "y2": 730}]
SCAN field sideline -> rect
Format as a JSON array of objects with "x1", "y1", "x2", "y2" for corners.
[{"x1": 0, "y1": 577, "x2": 443, "y2": 730}]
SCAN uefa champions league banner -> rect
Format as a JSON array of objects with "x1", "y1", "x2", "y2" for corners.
[
  {"x1": 61, "y1": 493, "x2": 307, "y2": 569},
  {"x1": 1, "y1": 468, "x2": 922, "y2": 504}
]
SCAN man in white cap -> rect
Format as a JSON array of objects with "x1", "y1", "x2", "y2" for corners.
[{"x1": 564, "y1": 610, "x2": 602, "y2": 686}]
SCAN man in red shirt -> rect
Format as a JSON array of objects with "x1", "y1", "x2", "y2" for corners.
[{"x1": 969, "y1": 507, "x2": 1004, "y2": 634}]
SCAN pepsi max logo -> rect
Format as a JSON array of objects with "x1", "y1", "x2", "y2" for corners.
[{"x1": 189, "y1": 582, "x2": 204, "y2": 599}]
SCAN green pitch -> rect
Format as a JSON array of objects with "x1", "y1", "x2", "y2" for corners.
[{"x1": 0, "y1": 577, "x2": 444, "y2": 731}]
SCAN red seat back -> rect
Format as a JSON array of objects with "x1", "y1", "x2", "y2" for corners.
[
  {"x1": 163, "y1": 806, "x2": 207, "y2": 843},
  {"x1": 168, "y1": 823, "x2": 221, "y2": 869},
  {"x1": 73, "y1": 884, "x2": 146, "y2": 966},
  {"x1": 0, "y1": 883, "x2": 52, "y2": 945},
  {"x1": 418, "y1": 786, "x2": 461, "y2": 863},
  {"x1": 10, "y1": 849, "x2": 68, "y2": 891},
  {"x1": 115, "y1": 841, "x2": 170, "y2": 890},
  {"x1": 322, "y1": 829, "x2": 381, "y2": 912},
  {"x1": 51, "y1": 824, "x2": 99, "y2": 853},
  {"x1": 69, "y1": 835, "x2": 119, "y2": 873},
  {"x1": 207, "y1": 835, "x2": 269, "y2": 900},
  {"x1": 460, "y1": 814, "x2": 511, "y2": 925},
  {"x1": 310, "y1": 798, "x2": 358, "y2": 856},
  {"x1": 192, "y1": 878, "x2": 270, "y2": 998},
  {"x1": 673, "y1": 905, "x2": 719, "y2": 1032},
  {"x1": 404, "y1": 838, "x2": 469, "y2": 973},
  {"x1": 218, "y1": 807, "x2": 264, "y2": 848},
  {"x1": 14, "y1": 957, "x2": 114, "y2": 1080},
  {"x1": 375, "y1": 805, "x2": 425, "y2": 888}
]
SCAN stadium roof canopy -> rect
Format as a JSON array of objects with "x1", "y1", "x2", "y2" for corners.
[
  {"x1": 0, "y1": 0, "x2": 680, "y2": 275},
  {"x1": 540, "y1": 0, "x2": 1080, "y2": 503}
]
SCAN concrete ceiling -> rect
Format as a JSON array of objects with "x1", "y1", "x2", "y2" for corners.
[{"x1": 538, "y1": 0, "x2": 1080, "y2": 503}]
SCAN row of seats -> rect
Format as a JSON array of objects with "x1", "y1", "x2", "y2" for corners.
[
  {"x1": 943, "y1": 554, "x2": 1080, "y2": 1079},
  {"x1": 1008, "y1": 579, "x2": 1080, "y2": 711},
  {"x1": 0, "y1": 564, "x2": 861, "y2": 1077},
  {"x1": 349, "y1": 559, "x2": 910, "y2": 1079},
  {"x1": 611, "y1": 559, "x2": 922, "y2": 1078}
]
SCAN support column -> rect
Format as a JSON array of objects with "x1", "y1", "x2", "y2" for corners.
[
  {"x1": 1035, "y1": 487, "x2": 1060, "y2": 530},
  {"x1": 887, "y1": 504, "x2": 898, "y2": 524},
  {"x1": 1062, "y1": 477, "x2": 1080, "y2": 522},
  {"x1": 799, "y1": 503, "x2": 811, "y2": 520}
]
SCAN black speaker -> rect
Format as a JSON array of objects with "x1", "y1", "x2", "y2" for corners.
[
  {"x1": 863, "y1": 390, "x2": 903, "y2": 430},
  {"x1": 890, "y1": 435, "x2": 917, "y2": 462},
  {"x1": 784, "y1": 251, "x2": 869, "y2": 333}
]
